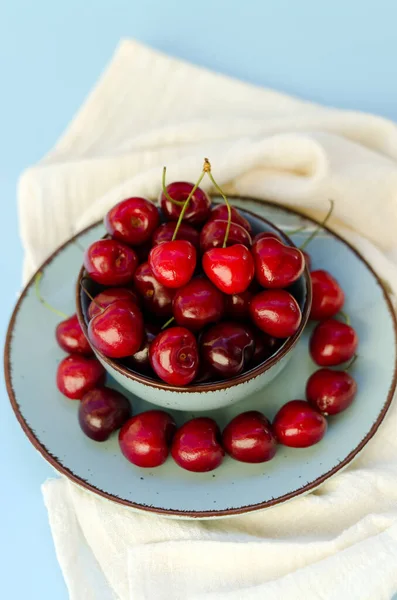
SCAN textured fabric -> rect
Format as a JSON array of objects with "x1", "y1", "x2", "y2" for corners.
[{"x1": 18, "y1": 39, "x2": 397, "y2": 599}]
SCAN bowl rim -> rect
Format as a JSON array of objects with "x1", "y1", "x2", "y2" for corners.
[{"x1": 75, "y1": 205, "x2": 312, "y2": 392}]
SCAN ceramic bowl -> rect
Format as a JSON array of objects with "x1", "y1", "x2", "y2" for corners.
[{"x1": 76, "y1": 208, "x2": 312, "y2": 411}]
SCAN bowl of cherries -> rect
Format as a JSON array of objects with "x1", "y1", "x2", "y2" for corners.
[{"x1": 76, "y1": 160, "x2": 311, "y2": 412}]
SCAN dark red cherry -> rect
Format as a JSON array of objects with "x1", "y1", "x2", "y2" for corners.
[
  {"x1": 133, "y1": 262, "x2": 176, "y2": 318},
  {"x1": 208, "y1": 205, "x2": 252, "y2": 233},
  {"x1": 224, "y1": 290, "x2": 252, "y2": 320},
  {"x1": 171, "y1": 417, "x2": 224, "y2": 472},
  {"x1": 88, "y1": 300, "x2": 144, "y2": 358},
  {"x1": 124, "y1": 323, "x2": 160, "y2": 374},
  {"x1": 119, "y1": 410, "x2": 176, "y2": 468},
  {"x1": 252, "y1": 231, "x2": 281, "y2": 244},
  {"x1": 56, "y1": 314, "x2": 92, "y2": 355},
  {"x1": 250, "y1": 290, "x2": 302, "y2": 338},
  {"x1": 56, "y1": 355, "x2": 106, "y2": 400},
  {"x1": 251, "y1": 330, "x2": 279, "y2": 366},
  {"x1": 273, "y1": 400, "x2": 327, "y2": 448},
  {"x1": 203, "y1": 244, "x2": 254, "y2": 294},
  {"x1": 149, "y1": 240, "x2": 196, "y2": 289},
  {"x1": 222, "y1": 411, "x2": 277, "y2": 463},
  {"x1": 310, "y1": 270, "x2": 345, "y2": 320},
  {"x1": 173, "y1": 277, "x2": 224, "y2": 331},
  {"x1": 310, "y1": 319, "x2": 358, "y2": 366},
  {"x1": 105, "y1": 197, "x2": 160, "y2": 246},
  {"x1": 200, "y1": 322, "x2": 255, "y2": 378},
  {"x1": 134, "y1": 241, "x2": 152, "y2": 264},
  {"x1": 84, "y1": 239, "x2": 138, "y2": 286},
  {"x1": 160, "y1": 181, "x2": 211, "y2": 226},
  {"x1": 152, "y1": 222, "x2": 200, "y2": 250},
  {"x1": 199, "y1": 220, "x2": 252, "y2": 253},
  {"x1": 88, "y1": 287, "x2": 140, "y2": 320},
  {"x1": 79, "y1": 387, "x2": 132, "y2": 441},
  {"x1": 252, "y1": 237, "x2": 304, "y2": 289},
  {"x1": 306, "y1": 368, "x2": 357, "y2": 415},
  {"x1": 149, "y1": 326, "x2": 199, "y2": 386}
]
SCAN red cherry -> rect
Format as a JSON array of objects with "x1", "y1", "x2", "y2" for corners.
[
  {"x1": 208, "y1": 205, "x2": 252, "y2": 233},
  {"x1": 149, "y1": 240, "x2": 196, "y2": 289},
  {"x1": 224, "y1": 290, "x2": 252, "y2": 320},
  {"x1": 222, "y1": 411, "x2": 277, "y2": 463},
  {"x1": 88, "y1": 300, "x2": 144, "y2": 358},
  {"x1": 84, "y1": 239, "x2": 138, "y2": 286},
  {"x1": 124, "y1": 323, "x2": 160, "y2": 374},
  {"x1": 310, "y1": 319, "x2": 358, "y2": 366},
  {"x1": 56, "y1": 314, "x2": 92, "y2": 355},
  {"x1": 105, "y1": 197, "x2": 160, "y2": 246},
  {"x1": 203, "y1": 244, "x2": 254, "y2": 294},
  {"x1": 310, "y1": 270, "x2": 345, "y2": 320},
  {"x1": 171, "y1": 417, "x2": 225, "y2": 472},
  {"x1": 273, "y1": 400, "x2": 327, "y2": 448},
  {"x1": 79, "y1": 387, "x2": 132, "y2": 441},
  {"x1": 250, "y1": 290, "x2": 302, "y2": 338},
  {"x1": 200, "y1": 322, "x2": 255, "y2": 378},
  {"x1": 251, "y1": 329, "x2": 279, "y2": 366},
  {"x1": 199, "y1": 220, "x2": 252, "y2": 253},
  {"x1": 133, "y1": 262, "x2": 176, "y2": 318},
  {"x1": 88, "y1": 287, "x2": 140, "y2": 320},
  {"x1": 173, "y1": 277, "x2": 224, "y2": 331},
  {"x1": 160, "y1": 181, "x2": 211, "y2": 226},
  {"x1": 56, "y1": 355, "x2": 106, "y2": 400},
  {"x1": 252, "y1": 231, "x2": 281, "y2": 244},
  {"x1": 119, "y1": 410, "x2": 176, "y2": 468},
  {"x1": 152, "y1": 222, "x2": 200, "y2": 250},
  {"x1": 149, "y1": 326, "x2": 199, "y2": 386},
  {"x1": 252, "y1": 237, "x2": 304, "y2": 289},
  {"x1": 306, "y1": 368, "x2": 357, "y2": 415}
]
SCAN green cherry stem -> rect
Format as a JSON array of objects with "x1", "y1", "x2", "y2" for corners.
[
  {"x1": 80, "y1": 281, "x2": 103, "y2": 312},
  {"x1": 161, "y1": 316, "x2": 175, "y2": 330},
  {"x1": 162, "y1": 167, "x2": 185, "y2": 206},
  {"x1": 300, "y1": 199, "x2": 334, "y2": 251},
  {"x1": 171, "y1": 164, "x2": 207, "y2": 241},
  {"x1": 204, "y1": 158, "x2": 232, "y2": 248},
  {"x1": 338, "y1": 310, "x2": 351, "y2": 325},
  {"x1": 35, "y1": 272, "x2": 68, "y2": 319},
  {"x1": 345, "y1": 354, "x2": 358, "y2": 371}
]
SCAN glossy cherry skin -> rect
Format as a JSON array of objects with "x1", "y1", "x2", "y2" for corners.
[
  {"x1": 133, "y1": 262, "x2": 176, "y2": 317},
  {"x1": 149, "y1": 240, "x2": 196, "y2": 289},
  {"x1": 119, "y1": 410, "x2": 176, "y2": 468},
  {"x1": 273, "y1": 400, "x2": 327, "y2": 448},
  {"x1": 199, "y1": 220, "x2": 252, "y2": 253},
  {"x1": 250, "y1": 290, "x2": 302, "y2": 338},
  {"x1": 310, "y1": 319, "x2": 358, "y2": 366},
  {"x1": 149, "y1": 326, "x2": 199, "y2": 386},
  {"x1": 84, "y1": 239, "x2": 138, "y2": 286},
  {"x1": 203, "y1": 244, "x2": 254, "y2": 294},
  {"x1": 200, "y1": 322, "x2": 255, "y2": 378},
  {"x1": 160, "y1": 181, "x2": 211, "y2": 226},
  {"x1": 79, "y1": 387, "x2": 132, "y2": 441},
  {"x1": 88, "y1": 287, "x2": 140, "y2": 320},
  {"x1": 56, "y1": 355, "x2": 106, "y2": 400},
  {"x1": 306, "y1": 368, "x2": 357, "y2": 415},
  {"x1": 208, "y1": 205, "x2": 252, "y2": 233},
  {"x1": 56, "y1": 314, "x2": 92, "y2": 355},
  {"x1": 222, "y1": 411, "x2": 277, "y2": 463},
  {"x1": 171, "y1": 417, "x2": 225, "y2": 472},
  {"x1": 252, "y1": 237, "x2": 305, "y2": 289},
  {"x1": 252, "y1": 231, "x2": 281, "y2": 244},
  {"x1": 251, "y1": 330, "x2": 279, "y2": 366},
  {"x1": 124, "y1": 323, "x2": 160, "y2": 374},
  {"x1": 88, "y1": 300, "x2": 144, "y2": 358},
  {"x1": 173, "y1": 277, "x2": 224, "y2": 331},
  {"x1": 105, "y1": 197, "x2": 160, "y2": 246},
  {"x1": 224, "y1": 290, "x2": 252, "y2": 320},
  {"x1": 310, "y1": 270, "x2": 345, "y2": 320},
  {"x1": 152, "y1": 222, "x2": 200, "y2": 250}
]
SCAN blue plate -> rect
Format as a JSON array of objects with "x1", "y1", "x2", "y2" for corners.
[{"x1": 4, "y1": 199, "x2": 397, "y2": 518}]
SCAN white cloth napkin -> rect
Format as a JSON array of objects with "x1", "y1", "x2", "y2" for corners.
[{"x1": 18, "y1": 40, "x2": 397, "y2": 599}]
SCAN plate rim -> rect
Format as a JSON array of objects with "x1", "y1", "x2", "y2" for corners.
[{"x1": 4, "y1": 197, "x2": 397, "y2": 518}]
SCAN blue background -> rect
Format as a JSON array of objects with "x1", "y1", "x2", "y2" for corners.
[{"x1": 1, "y1": 1, "x2": 397, "y2": 597}]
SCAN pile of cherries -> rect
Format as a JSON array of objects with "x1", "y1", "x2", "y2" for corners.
[{"x1": 49, "y1": 160, "x2": 359, "y2": 473}]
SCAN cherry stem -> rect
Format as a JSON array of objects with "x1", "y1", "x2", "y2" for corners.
[
  {"x1": 345, "y1": 354, "x2": 358, "y2": 371},
  {"x1": 338, "y1": 310, "x2": 351, "y2": 325},
  {"x1": 300, "y1": 199, "x2": 334, "y2": 251},
  {"x1": 171, "y1": 164, "x2": 207, "y2": 241},
  {"x1": 72, "y1": 239, "x2": 86, "y2": 253},
  {"x1": 162, "y1": 167, "x2": 185, "y2": 206},
  {"x1": 161, "y1": 316, "x2": 175, "y2": 330},
  {"x1": 204, "y1": 159, "x2": 231, "y2": 248},
  {"x1": 80, "y1": 281, "x2": 103, "y2": 312},
  {"x1": 35, "y1": 272, "x2": 69, "y2": 319}
]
